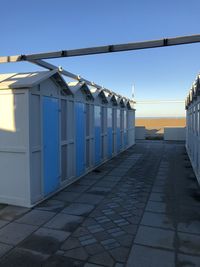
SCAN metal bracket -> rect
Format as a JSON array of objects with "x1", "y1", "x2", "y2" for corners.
[
  {"x1": 61, "y1": 50, "x2": 67, "y2": 57},
  {"x1": 163, "y1": 39, "x2": 168, "y2": 46}
]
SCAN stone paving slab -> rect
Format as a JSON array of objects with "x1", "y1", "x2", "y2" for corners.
[
  {"x1": 0, "y1": 243, "x2": 13, "y2": 257},
  {"x1": 19, "y1": 227, "x2": 70, "y2": 254},
  {"x1": 15, "y1": 209, "x2": 56, "y2": 226},
  {"x1": 74, "y1": 193, "x2": 104, "y2": 205},
  {"x1": 178, "y1": 221, "x2": 200, "y2": 235},
  {"x1": 0, "y1": 206, "x2": 29, "y2": 221},
  {"x1": 126, "y1": 244, "x2": 175, "y2": 267},
  {"x1": 134, "y1": 225, "x2": 175, "y2": 250},
  {"x1": 0, "y1": 222, "x2": 37, "y2": 245},
  {"x1": 35, "y1": 199, "x2": 66, "y2": 212},
  {"x1": 0, "y1": 248, "x2": 49, "y2": 267},
  {"x1": 177, "y1": 253, "x2": 200, "y2": 267},
  {"x1": 44, "y1": 254, "x2": 84, "y2": 267},
  {"x1": 141, "y1": 211, "x2": 175, "y2": 230},
  {"x1": 44, "y1": 213, "x2": 84, "y2": 232},
  {"x1": 0, "y1": 219, "x2": 9, "y2": 229},
  {"x1": 61, "y1": 203, "x2": 95, "y2": 216},
  {"x1": 52, "y1": 191, "x2": 81, "y2": 202},
  {"x1": 178, "y1": 232, "x2": 200, "y2": 256},
  {"x1": 145, "y1": 200, "x2": 167, "y2": 213}
]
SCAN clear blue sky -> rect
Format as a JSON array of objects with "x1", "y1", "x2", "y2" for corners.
[{"x1": 0, "y1": 0, "x2": 200, "y2": 116}]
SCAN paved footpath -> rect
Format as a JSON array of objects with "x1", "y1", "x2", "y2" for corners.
[{"x1": 0, "y1": 141, "x2": 199, "y2": 266}]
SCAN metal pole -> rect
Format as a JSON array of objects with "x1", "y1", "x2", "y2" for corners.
[{"x1": 0, "y1": 34, "x2": 200, "y2": 63}]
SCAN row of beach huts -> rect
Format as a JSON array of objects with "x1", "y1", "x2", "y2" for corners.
[{"x1": 0, "y1": 70, "x2": 135, "y2": 207}]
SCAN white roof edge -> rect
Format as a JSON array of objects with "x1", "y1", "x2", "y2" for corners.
[{"x1": 16, "y1": 69, "x2": 58, "y2": 88}]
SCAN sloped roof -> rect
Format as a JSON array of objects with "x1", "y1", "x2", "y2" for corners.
[
  {"x1": 0, "y1": 70, "x2": 72, "y2": 94},
  {"x1": 119, "y1": 98, "x2": 126, "y2": 107},
  {"x1": 88, "y1": 85, "x2": 99, "y2": 98},
  {"x1": 127, "y1": 100, "x2": 135, "y2": 110},
  {"x1": 111, "y1": 94, "x2": 119, "y2": 105},
  {"x1": 68, "y1": 81, "x2": 94, "y2": 99},
  {"x1": 99, "y1": 90, "x2": 109, "y2": 103}
]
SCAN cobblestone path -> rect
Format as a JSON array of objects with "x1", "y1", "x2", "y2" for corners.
[{"x1": 0, "y1": 141, "x2": 199, "y2": 267}]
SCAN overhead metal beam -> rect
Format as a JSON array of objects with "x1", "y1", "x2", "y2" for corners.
[{"x1": 0, "y1": 34, "x2": 200, "y2": 64}]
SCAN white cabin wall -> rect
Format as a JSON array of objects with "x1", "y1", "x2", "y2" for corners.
[{"x1": 0, "y1": 89, "x2": 30, "y2": 206}]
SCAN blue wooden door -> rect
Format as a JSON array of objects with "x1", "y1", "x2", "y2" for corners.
[
  {"x1": 43, "y1": 97, "x2": 60, "y2": 195},
  {"x1": 94, "y1": 106, "x2": 101, "y2": 165},
  {"x1": 107, "y1": 108, "x2": 112, "y2": 157},
  {"x1": 116, "y1": 109, "x2": 121, "y2": 152},
  {"x1": 75, "y1": 102, "x2": 86, "y2": 176}
]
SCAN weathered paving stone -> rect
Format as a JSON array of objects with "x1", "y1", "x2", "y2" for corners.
[
  {"x1": 121, "y1": 224, "x2": 138, "y2": 235},
  {"x1": 0, "y1": 206, "x2": 29, "y2": 221},
  {"x1": 152, "y1": 185, "x2": 165, "y2": 193},
  {"x1": 19, "y1": 227, "x2": 70, "y2": 254},
  {"x1": 134, "y1": 226, "x2": 175, "y2": 250},
  {"x1": 72, "y1": 227, "x2": 90, "y2": 237},
  {"x1": 55, "y1": 250, "x2": 65, "y2": 255},
  {"x1": 64, "y1": 184, "x2": 90, "y2": 193},
  {"x1": 74, "y1": 194, "x2": 104, "y2": 205},
  {"x1": 0, "y1": 248, "x2": 49, "y2": 267},
  {"x1": 79, "y1": 234, "x2": 94, "y2": 242},
  {"x1": 95, "y1": 181, "x2": 117, "y2": 188},
  {"x1": 110, "y1": 230, "x2": 125, "y2": 237},
  {"x1": 114, "y1": 263, "x2": 125, "y2": 267},
  {"x1": 85, "y1": 243, "x2": 105, "y2": 255},
  {"x1": 43, "y1": 254, "x2": 84, "y2": 267},
  {"x1": 115, "y1": 234, "x2": 134, "y2": 247},
  {"x1": 178, "y1": 232, "x2": 200, "y2": 255},
  {"x1": 0, "y1": 242, "x2": 13, "y2": 257},
  {"x1": 0, "y1": 219, "x2": 9, "y2": 229},
  {"x1": 177, "y1": 253, "x2": 200, "y2": 267},
  {"x1": 87, "y1": 187, "x2": 112, "y2": 195},
  {"x1": 0, "y1": 222, "x2": 37, "y2": 245},
  {"x1": 100, "y1": 239, "x2": 120, "y2": 249},
  {"x1": 44, "y1": 213, "x2": 83, "y2": 232},
  {"x1": 36, "y1": 199, "x2": 65, "y2": 212},
  {"x1": 53, "y1": 191, "x2": 81, "y2": 202},
  {"x1": 80, "y1": 238, "x2": 97, "y2": 246},
  {"x1": 16, "y1": 209, "x2": 56, "y2": 226},
  {"x1": 0, "y1": 204, "x2": 8, "y2": 211},
  {"x1": 145, "y1": 201, "x2": 167, "y2": 213},
  {"x1": 61, "y1": 203, "x2": 95, "y2": 216},
  {"x1": 141, "y1": 212, "x2": 174, "y2": 230},
  {"x1": 64, "y1": 247, "x2": 88, "y2": 261},
  {"x1": 96, "y1": 215, "x2": 110, "y2": 223},
  {"x1": 88, "y1": 251, "x2": 114, "y2": 267},
  {"x1": 109, "y1": 247, "x2": 130, "y2": 262},
  {"x1": 126, "y1": 244, "x2": 175, "y2": 267},
  {"x1": 93, "y1": 231, "x2": 111, "y2": 242},
  {"x1": 178, "y1": 221, "x2": 200, "y2": 235},
  {"x1": 84, "y1": 263, "x2": 103, "y2": 267},
  {"x1": 149, "y1": 192, "x2": 165, "y2": 202},
  {"x1": 114, "y1": 218, "x2": 129, "y2": 226},
  {"x1": 87, "y1": 224, "x2": 104, "y2": 233},
  {"x1": 61, "y1": 237, "x2": 81, "y2": 251},
  {"x1": 107, "y1": 227, "x2": 121, "y2": 234},
  {"x1": 77, "y1": 179, "x2": 97, "y2": 186}
]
